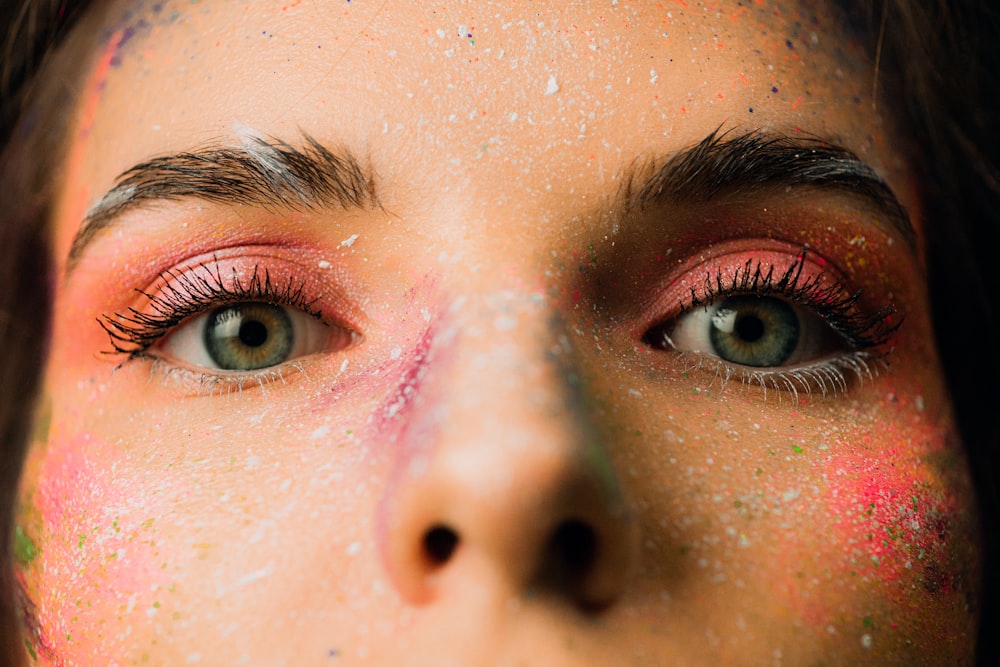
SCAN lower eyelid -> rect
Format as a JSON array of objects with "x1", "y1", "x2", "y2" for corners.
[
  {"x1": 144, "y1": 357, "x2": 314, "y2": 395},
  {"x1": 655, "y1": 347, "x2": 888, "y2": 399}
]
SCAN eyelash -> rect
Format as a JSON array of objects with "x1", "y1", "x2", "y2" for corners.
[
  {"x1": 644, "y1": 249, "x2": 901, "y2": 399},
  {"x1": 99, "y1": 260, "x2": 322, "y2": 366},
  {"x1": 100, "y1": 250, "x2": 896, "y2": 399}
]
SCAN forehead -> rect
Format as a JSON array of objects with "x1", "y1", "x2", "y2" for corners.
[{"x1": 58, "y1": 0, "x2": 890, "y2": 260}]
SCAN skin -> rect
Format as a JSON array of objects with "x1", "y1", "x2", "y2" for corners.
[{"x1": 15, "y1": 0, "x2": 981, "y2": 665}]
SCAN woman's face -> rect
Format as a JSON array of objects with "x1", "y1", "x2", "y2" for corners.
[{"x1": 17, "y1": 0, "x2": 980, "y2": 664}]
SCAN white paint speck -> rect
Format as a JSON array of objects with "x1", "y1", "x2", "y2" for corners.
[
  {"x1": 494, "y1": 315, "x2": 517, "y2": 331},
  {"x1": 509, "y1": 111, "x2": 518, "y2": 122},
  {"x1": 347, "y1": 541, "x2": 362, "y2": 556},
  {"x1": 650, "y1": 68, "x2": 659, "y2": 84},
  {"x1": 318, "y1": 260, "x2": 332, "y2": 269},
  {"x1": 861, "y1": 634, "x2": 873, "y2": 649},
  {"x1": 390, "y1": 347, "x2": 402, "y2": 360},
  {"x1": 341, "y1": 234, "x2": 360, "y2": 247},
  {"x1": 311, "y1": 425, "x2": 331, "y2": 440},
  {"x1": 781, "y1": 489, "x2": 801, "y2": 503},
  {"x1": 544, "y1": 74, "x2": 560, "y2": 95},
  {"x1": 421, "y1": 308, "x2": 431, "y2": 322},
  {"x1": 186, "y1": 654, "x2": 202, "y2": 664},
  {"x1": 234, "y1": 563, "x2": 275, "y2": 589}
]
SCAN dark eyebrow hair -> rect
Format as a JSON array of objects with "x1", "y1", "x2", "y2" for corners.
[
  {"x1": 67, "y1": 129, "x2": 914, "y2": 269},
  {"x1": 620, "y1": 129, "x2": 916, "y2": 249},
  {"x1": 67, "y1": 132, "x2": 379, "y2": 264}
]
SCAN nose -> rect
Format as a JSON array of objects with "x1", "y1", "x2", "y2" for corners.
[{"x1": 378, "y1": 308, "x2": 640, "y2": 612}]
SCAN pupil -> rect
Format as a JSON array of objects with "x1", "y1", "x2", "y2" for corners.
[
  {"x1": 734, "y1": 314, "x2": 765, "y2": 343},
  {"x1": 239, "y1": 319, "x2": 269, "y2": 348}
]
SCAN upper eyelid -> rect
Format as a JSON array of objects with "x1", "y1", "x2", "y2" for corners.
[
  {"x1": 99, "y1": 261, "x2": 329, "y2": 359},
  {"x1": 639, "y1": 250, "x2": 901, "y2": 352}
]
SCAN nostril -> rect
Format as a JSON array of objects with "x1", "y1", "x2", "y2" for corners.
[
  {"x1": 532, "y1": 518, "x2": 600, "y2": 605},
  {"x1": 423, "y1": 525, "x2": 459, "y2": 565},
  {"x1": 550, "y1": 519, "x2": 597, "y2": 574}
]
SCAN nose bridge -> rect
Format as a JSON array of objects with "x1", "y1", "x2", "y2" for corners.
[
  {"x1": 378, "y1": 292, "x2": 639, "y2": 609},
  {"x1": 441, "y1": 294, "x2": 596, "y2": 460}
]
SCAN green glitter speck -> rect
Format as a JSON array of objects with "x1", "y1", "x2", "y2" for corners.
[{"x1": 14, "y1": 526, "x2": 37, "y2": 566}]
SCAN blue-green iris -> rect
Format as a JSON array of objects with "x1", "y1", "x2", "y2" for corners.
[
  {"x1": 708, "y1": 296, "x2": 800, "y2": 367},
  {"x1": 204, "y1": 302, "x2": 294, "y2": 371}
]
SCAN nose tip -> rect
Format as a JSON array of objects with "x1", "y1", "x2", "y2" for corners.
[
  {"x1": 380, "y1": 432, "x2": 640, "y2": 611},
  {"x1": 375, "y1": 300, "x2": 640, "y2": 613}
]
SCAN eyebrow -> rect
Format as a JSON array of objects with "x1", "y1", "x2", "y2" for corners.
[
  {"x1": 68, "y1": 132, "x2": 378, "y2": 264},
  {"x1": 68, "y1": 128, "x2": 915, "y2": 266},
  {"x1": 619, "y1": 129, "x2": 915, "y2": 249}
]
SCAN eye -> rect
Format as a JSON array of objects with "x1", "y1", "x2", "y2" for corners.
[
  {"x1": 645, "y1": 294, "x2": 846, "y2": 368},
  {"x1": 157, "y1": 301, "x2": 348, "y2": 371}
]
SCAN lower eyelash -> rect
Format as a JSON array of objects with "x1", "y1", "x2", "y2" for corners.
[
  {"x1": 146, "y1": 357, "x2": 310, "y2": 396},
  {"x1": 666, "y1": 346, "x2": 889, "y2": 401}
]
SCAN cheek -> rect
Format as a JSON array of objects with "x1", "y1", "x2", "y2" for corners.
[
  {"x1": 781, "y1": 415, "x2": 979, "y2": 639},
  {"x1": 823, "y1": 439, "x2": 965, "y2": 592},
  {"x1": 20, "y1": 433, "x2": 175, "y2": 655}
]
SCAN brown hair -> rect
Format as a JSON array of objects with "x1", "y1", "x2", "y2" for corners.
[
  {"x1": 0, "y1": 1, "x2": 95, "y2": 662},
  {"x1": 853, "y1": 1, "x2": 1000, "y2": 659},
  {"x1": 0, "y1": 0, "x2": 998, "y2": 664}
]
